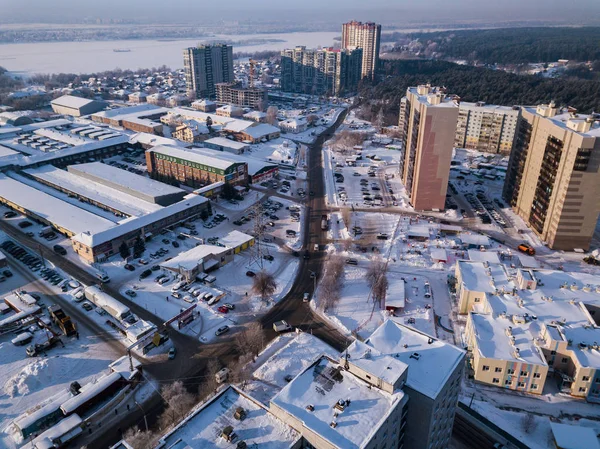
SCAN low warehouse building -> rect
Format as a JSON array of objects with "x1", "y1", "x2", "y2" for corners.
[
  {"x1": 67, "y1": 162, "x2": 186, "y2": 206},
  {"x1": 51, "y1": 95, "x2": 107, "y2": 117}
]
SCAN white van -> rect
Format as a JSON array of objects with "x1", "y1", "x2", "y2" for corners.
[{"x1": 95, "y1": 273, "x2": 110, "y2": 283}]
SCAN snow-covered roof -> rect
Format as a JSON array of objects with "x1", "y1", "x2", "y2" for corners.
[
  {"x1": 223, "y1": 120, "x2": 254, "y2": 133},
  {"x1": 159, "y1": 385, "x2": 300, "y2": 449},
  {"x1": 430, "y1": 248, "x2": 448, "y2": 262},
  {"x1": 345, "y1": 340, "x2": 408, "y2": 388},
  {"x1": 467, "y1": 249, "x2": 501, "y2": 265},
  {"x1": 25, "y1": 165, "x2": 162, "y2": 217},
  {"x1": 365, "y1": 320, "x2": 465, "y2": 399},
  {"x1": 384, "y1": 278, "x2": 406, "y2": 309},
  {"x1": 219, "y1": 230, "x2": 254, "y2": 249},
  {"x1": 72, "y1": 194, "x2": 207, "y2": 247},
  {"x1": 191, "y1": 146, "x2": 276, "y2": 177},
  {"x1": 194, "y1": 181, "x2": 224, "y2": 195},
  {"x1": 271, "y1": 356, "x2": 405, "y2": 449},
  {"x1": 92, "y1": 104, "x2": 165, "y2": 120},
  {"x1": 128, "y1": 132, "x2": 182, "y2": 148},
  {"x1": 0, "y1": 173, "x2": 115, "y2": 235},
  {"x1": 217, "y1": 104, "x2": 243, "y2": 113},
  {"x1": 240, "y1": 123, "x2": 280, "y2": 139},
  {"x1": 458, "y1": 260, "x2": 515, "y2": 294},
  {"x1": 243, "y1": 111, "x2": 267, "y2": 120},
  {"x1": 150, "y1": 145, "x2": 238, "y2": 171},
  {"x1": 550, "y1": 422, "x2": 600, "y2": 449},
  {"x1": 459, "y1": 233, "x2": 491, "y2": 247},
  {"x1": 27, "y1": 414, "x2": 83, "y2": 449},
  {"x1": 204, "y1": 137, "x2": 249, "y2": 150},
  {"x1": 470, "y1": 312, "x2": 547, "y2": 365},
  {"x1": 14, "y1": 390, "x2": 73, "y2": 432},
  {"x1": 67, "y1": 161, "x2": 185, "y2": 200},
  {"x1": 160, "y1": 244, "x2": 229, "y2": 271},
  {"x1": 60, "y1": 372, "x2": 123, "y2": 415},
  {"x1": 51, "y1": 95, "x2": 97, "y2": 110}
]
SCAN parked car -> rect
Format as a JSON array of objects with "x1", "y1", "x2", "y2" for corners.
[
  {"x1": 124, "y1": 264, "x2": 136, "y2": 271},
  {"x1": 217, "y1": 306, "x2": 229, "y2": 314},
  {"x1": 168, "y1": 347, "x2": 177, "y2": 359},
  {"x1": 82, "y1": 302, "x2": 93, "y2": 311},
  {"x1": 215, "y1": 325, "x2": 230, "y2": 336},
  {"x1": 246, "y1": 271, "x2": 255, "y2": 277},
  {"x1": 125, "y1": 290, "x2": 137, "y2": 297}
]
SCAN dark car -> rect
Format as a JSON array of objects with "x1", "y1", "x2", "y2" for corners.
[
  {"x1": 139, "y1": 269, "x2": 152, "y2": 279},
  {"x1": 303, "y1": 251, "x2": 310, "y2": 260},
  {"x1": 53, "y1": 245, "x2": 67, "y2": 255},
  {"x1": 172, "y1": 240, "x2": 180, "y2": 248},
  {"x1": 263, "y1": 255, "x2": 274, "y2": 261},
  {"x1": 3, "y1": 211, "x2": 16, "y2": 218},
  {"x1": 3, "y1": 270, "x2": 12, "y2": 277},
  {"x1": 124, "y1": 264, "x2": 136, "y2": 271},
  {"x1": 246, "y1": 271, "x2": 256, "y2": 277},
  {"x1": 18, "y1": 221, "x2": 33, "y2": 228}
]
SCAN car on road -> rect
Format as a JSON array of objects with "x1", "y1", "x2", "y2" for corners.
[
  {"x1": 263, "y1": 254, "x2": 274, "y2": 261},
  {"x1": 124, "y1": 264, "x2": 135, "y2": 271},
  {"x1": 215, "y1": 325, "x2": 230, "y2": 336},
  {"x1": 3, "y1": 211, "x2": 16, "y2": 218},
  {"x1": 168, "y1": 347, "x2": 177, "y2": 359},
  {"x1": 18, "y1": 221, "x2": 33, "y2": 228},
  {"x1": 303, "y1": 251, "x2": 310, "y2": 260},
  {"x1": 303, "y1": 293, "x2": 310, "y2": 302},
  {"x1": 53, "y1": 245, "x2": 67, "y2": 255},
  {"x1": 377, "y1": 233, "x2": 389, "y2": 240},
  {"x1": 82, "y1": 302, "x2": 93, "y2": 311},
  {"x1": 346, "y1": 258, "x2": 358, "y2": 265},
  {"x1": 217, "y1": 306, "x2": 229, "y2": 314},
  {"x1": 3, "y1": 269, "x2": 12, "y2": 277},
  {"x1": 246, "y1": 271, "x2": 255, "y2": 277},
  {"x1": 125, "y1": 290, "x2": 137, "y2": 297}
]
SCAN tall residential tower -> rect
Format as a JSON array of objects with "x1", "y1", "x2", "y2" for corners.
[
  {"x1": 183, "y1": 44, "x2": 234, "y2": 100},
  {"x1": 503, "y1": 104, "x2": 600, "y2": 250},
  {"x1": 341, "y1": 21, "x2": 381, "y2": 81},
  {"x1": 398, "y1": 85, "x2": 459, "y2": 210}
]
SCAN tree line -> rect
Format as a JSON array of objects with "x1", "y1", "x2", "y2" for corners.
[{"x1": 359, "y1": 59, "x2": 600, "y2": 123}]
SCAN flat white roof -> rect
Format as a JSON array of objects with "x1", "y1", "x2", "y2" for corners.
[
  {"x1": 346, "y1": 340, "x2": 408, "y2": 387},
  {"x1": 0, "y1": 173, "x2": 115, "y2": 235},
  {"x1": 241, "y1": 123, "x2": 280, "y2": 138},
  {"x1": 51, "y1": 95, "x2": 97, "y2": 109},
  {"x1": 272, "y1": 356, "x2": 404, "y2": 449},
  {"x1": 68, "y1": 161, "x2": 185, "y2": 199},
  {"x1": 160, "y1": 244, "x2": 229, "y2": 271},
  {"x1": 93, "y1": 104, "x2": 165, "y2": 119},
  {"x1": 219, "y1": 230, "x2": 253, "y2": 249},
  {"x1": 458, "y1": 260, "x2": 515, "y2": 294},
  {"x1": 460, "y1": 233, "x2": 491, "y2": 247},
  {"x1": 205, "y1": 137, "x2": 249, "y2": 150},
  {"x1": 467, "y1": 249, "x2": 501, "y2": 265},
  {"x1": 25, "y1": 165, "x2": 162, "y2": 217},
  {"x1": 550, "y1": 422, "x2": 600, "y2": 449},
  {"x1": 150, "y1": 145, "x2": 238, "y2": 171},
  {"x1": 192, "y1": 146, "x2": 276, "y2": 176},
  {"x1": 366, "y1": 320, "x2": 465, "y2": 399},
  {"x1": 160, "y1": 386, "x2": 300, "y2": 449}
]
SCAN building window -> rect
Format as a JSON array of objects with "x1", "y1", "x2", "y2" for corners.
[
  {"x1": 533, "y1": 373, "x2": 541, "y2": 378},
  {"x1": 532, "y1": 384, "x2": 539, "y2": 390},
  {"x1": 520, "y1": 371, "x2": 529, "y2": 377},
  {"x1": 482, "y1": 365, "x2": 490, "y2": 371},
  {"x1": 492, "y1": 378, "x2": 500, "y2": 384},
  {"x1": 550, "y1": 350, "x2": 556, "y2": 355},
  {"x1": 561, "y1": 357, "x2": 568, "y2": 363},
  {"x1": 507, "y1": 369, "x2": 515, "y2": 375},
  {"x1": 495, "y1": 367, "x2": 503, "y2": 373},
  {"x1": 517, "y1": 382, "x2": 526, "y2": 388},
  {"x1": 579, "y1": 387, "x2": 587, "y2": 393},
  {"x1": 583, "y1": 376, "x2": 590, "y2": 382},
  {"x1": 505, "y1": 379, "x2": 512, "y2": 386}
]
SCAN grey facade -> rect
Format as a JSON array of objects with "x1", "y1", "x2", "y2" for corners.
[{"x1": 183, "y1": 44, "x2": 234, "y2": 100}]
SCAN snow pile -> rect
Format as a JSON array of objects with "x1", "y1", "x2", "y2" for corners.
[{"x1": 4, "y1": 359, "x2": 49, "y2": 398}]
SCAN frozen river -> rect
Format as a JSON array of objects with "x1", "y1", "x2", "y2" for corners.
[{"x1": 0, "y1": 31, "x2": 339, "y2": 75}]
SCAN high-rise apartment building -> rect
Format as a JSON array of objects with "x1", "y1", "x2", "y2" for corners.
[
  {"x1": 280, "y1": 46, "x2": 362, "y2": 97},
  {"x1": 454, "y1": 102, "x2": 521, "y2": 154},
  {"x1": 183, "y1": 44, "x2": 234, "y2": 100},
  {"x1": 341, "y1": 21, "x2": 381, "y2": 80},
  {"x1": 215, "y1": 82, "x2": 267, "y2": 109},
  {"x1": 503, "y1": 103, "x2": 600, "y2": 250},
  {"x1": 398, "y1": 85, "x2": 459, "y2": 210}
]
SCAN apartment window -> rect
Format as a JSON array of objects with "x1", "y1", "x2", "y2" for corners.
[
  {"x1": 507, "y1": 368, "x2": 515, "y2": 375},
  {"x1": 495, "y1": 367, "x2": 503, "y2": 373},
  {"x1": 492, "y1": 378, "x2": 500, "y2": 384},
  {"x1": 595, "y1": 378, "x2": 600, "y2": 383},
  {"x1": 520, "y1": 371, "x2": 529, "y2": 377},
  {"x1": 482, "y1": 365, "x2": 490, "y2": 371},
  {"x1": 583, "y1": 376, "x2": 591, "y2": 382},
  {"x1": 579, "y1": 387, "x2": 587, "y2": 393},
  {"x1": 561, "y1": 357, "x2": 569, "y2": 363},
  {"x1": 505, "y1": 379, "x2": 512, "y2": 386},
  {"x1": 550, "y1": 350, "x2": 556, "y2": 355},
  {"x1": 533, "y1": 372, "x2": 541, "y2": 379},
  {"x1": 517, "y1": 382, "x2": 526, "y2": 388},
  {"x1": 531, "y1": 384, "x2": 539, "y2": 390}
]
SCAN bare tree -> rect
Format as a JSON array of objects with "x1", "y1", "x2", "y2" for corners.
[
  {"x1": 236, "y1": 322, "x2": 265, "y2": 360},
  {"x1": 366, "y1": 257, "x2": 389, "y2": 308},
  {"x1": 198, "y1": 359, "x2": 220, "y2": 399},
  {"x1": 342, "y1": 237, "x2": 353, "y2": 252},
  {"x1": 123, "y1": 426, "x2": 157, "y2": 449},
  {"x1": 318, "y1": 255, "x2": 345, "y2": 312},
  {"x1": 340, "y1": 207, "x2": 351, "y2": 231},
  {"x1": 266, "y1": 106, "x2": 279, "y2": 125},
  {"x1": 252, "y1": 270, "x2": 277, "y2": 303},
  {"x1": 521, "y1": 413, "x2": 538, "y2": 434},
  {"x1": 231, "y1": 352, "x2": 254, "y2": 390},
  {"x1": 306, "y1": 114, "x2": 318, "y2": 126},
  {"x1": 158, "y1": 381, "x2": 197, "y2": 429},
  {"x1": 373, "y1": 107, "x2": 385, "y2": 129}
]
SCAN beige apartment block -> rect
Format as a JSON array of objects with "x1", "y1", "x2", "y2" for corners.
[
  {"x1": 398, "y1": 85, "x2": 459, "y2": 210},
  {"x1": 341, "y1": 21, "x2": 381, "y2": 80},
  {"x1": 183, "y1": 44, "x2": 234, "y2": 99},
  {"x1": 454, "y1": 101, "x2": 520, "y2": 154},
  {"x1": 457, "y1": 260, "x2": 600, "y2": 402},
  {"x1": 503, "y1": 104, "x2": 600, "y2": 250}
]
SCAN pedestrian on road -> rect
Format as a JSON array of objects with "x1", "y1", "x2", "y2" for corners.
[
  {"x1": 245, "y1": 292, "x2": 248, "y2": 296},
  {"x1": 76, "y1": 331, "x2": 79, "y2": 340},
  {"x1": 166, "y1": 296, "x2": 169, "y2": 302}
]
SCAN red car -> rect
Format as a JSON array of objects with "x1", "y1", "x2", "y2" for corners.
[{"x1": 217, "y1": 306, "x2": 229, "y2": 314}]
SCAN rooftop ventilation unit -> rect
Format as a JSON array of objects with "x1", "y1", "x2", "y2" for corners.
[{"x1": 409, "y1": 352, "x2": 421, "y2": 360}]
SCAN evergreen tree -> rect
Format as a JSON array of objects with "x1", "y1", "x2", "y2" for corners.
[
  {"x1": 119, "y1": 241, "x2": 130, "y2": 260},
  {"x1": 133, "y1": 236, "x2": 145, "y2": 257}
]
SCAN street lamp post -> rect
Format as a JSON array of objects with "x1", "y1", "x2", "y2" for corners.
[{"x1": 134, "y1": 400, "x2": 149, "y2": 432}]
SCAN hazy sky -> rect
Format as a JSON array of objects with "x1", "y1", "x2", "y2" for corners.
[{"x1": 2, "y1": 0, "x2": 600, "y2": 24}]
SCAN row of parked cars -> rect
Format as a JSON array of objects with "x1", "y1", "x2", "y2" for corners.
[{"x1": 1, "y1": 240, "x2": 66, "y2": 285}]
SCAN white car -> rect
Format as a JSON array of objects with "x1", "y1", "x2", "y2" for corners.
[{"x1": 303, "y1": 293, "x2": 310, "y2": 303}]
